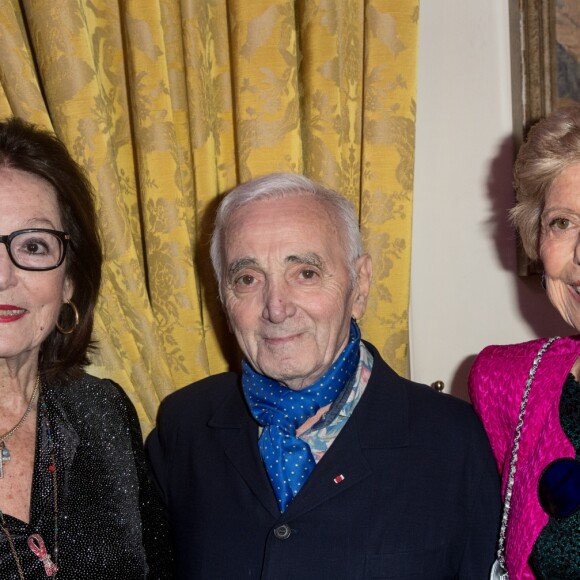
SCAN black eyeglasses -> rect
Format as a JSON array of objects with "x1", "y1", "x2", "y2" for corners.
[
  {"x1": 538, "y1": 457, "x2": 580, "y2": 518},
  {"x1": 0, "y1": 229, "x2": 70, "y2": 271}
]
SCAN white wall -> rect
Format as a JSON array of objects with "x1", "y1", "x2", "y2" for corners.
[{"x1": 410, "y1": 0, "x2": 571, "y2": 400}]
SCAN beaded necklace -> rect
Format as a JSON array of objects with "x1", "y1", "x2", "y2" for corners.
[{"x1": 0, "y1": 393, "x2": 59, "y2": 578}]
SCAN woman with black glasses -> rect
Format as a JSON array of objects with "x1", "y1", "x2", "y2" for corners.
[
  {"x1": 470, "y1": 106, "x2": 580, "y2": 579},
  {"x1": 0, "y1": 118, "x2": 172, "y2": 578}
]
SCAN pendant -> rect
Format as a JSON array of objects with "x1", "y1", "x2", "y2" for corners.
[
  {"x1": 28, "y1": 534, "x2": 59, "y2": 576},
  {"x1": 0, "y1": 441, "x2": 10, "y2": 479}
]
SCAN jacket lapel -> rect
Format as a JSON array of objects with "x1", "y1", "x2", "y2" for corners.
[
  {"x1": 31, "y1": 385, "x2": 80, "y2": 522},
  {"x1": 208, "y1": 388, "x2": 280, "y2": 518},
  {"x1": 284, "y1": 346, "x2": 410, "y2": 519},
  {"x1": 282, "y1": 410, "x2": 372, "y2": 519}
]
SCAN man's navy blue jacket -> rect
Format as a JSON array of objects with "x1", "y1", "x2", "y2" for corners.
[{"x1": 146, "y1": 342, "x2": 501, "y2": 579}]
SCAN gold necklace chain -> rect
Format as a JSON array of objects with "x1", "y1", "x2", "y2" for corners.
[{"x1": 0, "y1": 375, "x2": 40, "y2": 443}]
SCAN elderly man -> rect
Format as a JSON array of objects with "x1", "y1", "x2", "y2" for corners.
[{"x1": 146, "y1": 173, "x2": 500, "y2": 579}]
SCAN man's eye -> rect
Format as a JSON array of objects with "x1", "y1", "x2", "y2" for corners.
[
  {"x1": 236, "y1": 274, "x2": 255, "y2": 286},
  {"x1": 551, "y1": 218, "x2": 571, "y2": 230},
  {"x1": 300, "y1": 269, "x2": 317, "y2": 280}
]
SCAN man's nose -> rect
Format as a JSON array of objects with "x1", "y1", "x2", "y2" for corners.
[{"x1": 262, "y1": 279, "x2": 296, "y2": 323}]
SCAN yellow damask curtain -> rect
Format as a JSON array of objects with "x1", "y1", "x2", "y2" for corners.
[{"x1": 0, "y1": 0, "x2": 419, "y2": 435}]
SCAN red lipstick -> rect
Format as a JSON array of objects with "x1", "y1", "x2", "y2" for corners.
[{"x1": 0, "y1": 304, "x2": 27, "y2": 322}]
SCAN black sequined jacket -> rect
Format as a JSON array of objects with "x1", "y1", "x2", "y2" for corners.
[{"x1": 0, "y1": 373, "x2": 173, "y2": 579}]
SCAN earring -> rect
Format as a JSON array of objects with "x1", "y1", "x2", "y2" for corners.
[
  {"x1": 56, "y1": 300, "x2": 80, "y2": 334},
  {"x1": 541, "y1": 273, "x2": 547, "y2": 291}
]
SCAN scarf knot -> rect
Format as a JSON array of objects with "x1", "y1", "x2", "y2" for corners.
[{"x1": 242, "y1": 321, "x2": 361, "y2": 511}]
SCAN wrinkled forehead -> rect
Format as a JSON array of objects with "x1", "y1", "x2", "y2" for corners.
[
  {"x1": 224, "y1": 196, "x2": 344, "y2": 258},
  {"x1": 0, "y1": 167, "x2": 63, "y2": 230}
]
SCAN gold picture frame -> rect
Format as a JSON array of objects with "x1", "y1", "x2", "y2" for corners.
[
  {"x1": 509, "y1": 0, "x2": 555, "y2": 275},
  {"x1": 509, "y1": 0, "x2": 556, "y2": 153},
  {"x1": 510, "y1": 0, "x2": 580, "y2": 275}
]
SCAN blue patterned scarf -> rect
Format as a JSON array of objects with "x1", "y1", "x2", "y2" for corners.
[{"x1": 242, "y1": 321, "x2": 361, "y2": 512}]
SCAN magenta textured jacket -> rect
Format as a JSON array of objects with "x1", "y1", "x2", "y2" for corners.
[{"x1": 468, "y1": 335, "x2": 580, "y2": 579}]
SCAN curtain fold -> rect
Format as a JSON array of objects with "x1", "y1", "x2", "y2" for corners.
[{"x1": 0, "y1": 0, "x2": 419, "y2": 435}]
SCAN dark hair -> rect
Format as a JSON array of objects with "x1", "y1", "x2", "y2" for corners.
[{"x1": 0, "y1": 117, "x2": 103, "y2": 379}]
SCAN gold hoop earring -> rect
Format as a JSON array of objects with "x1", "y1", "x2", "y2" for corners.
[{"x1": 56, "y1": 300, "x2": 80, "y2": 335}]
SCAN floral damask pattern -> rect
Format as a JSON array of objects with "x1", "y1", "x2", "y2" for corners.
[{"x1": 0, "y1": 0, "x2": 419, "y2": 434}]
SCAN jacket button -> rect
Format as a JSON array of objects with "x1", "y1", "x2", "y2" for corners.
[{"x1": 273, "y1": 524, "x2": 292, "y2": 540}]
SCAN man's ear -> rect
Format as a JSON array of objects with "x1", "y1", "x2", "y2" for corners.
[{"x1": 351, "y1": 254, "x2": 372, "y2": 321}]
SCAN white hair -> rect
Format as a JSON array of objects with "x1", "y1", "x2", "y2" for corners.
[{"x1": 210, "y1": 173, "x2": 364, "y2": 299}]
